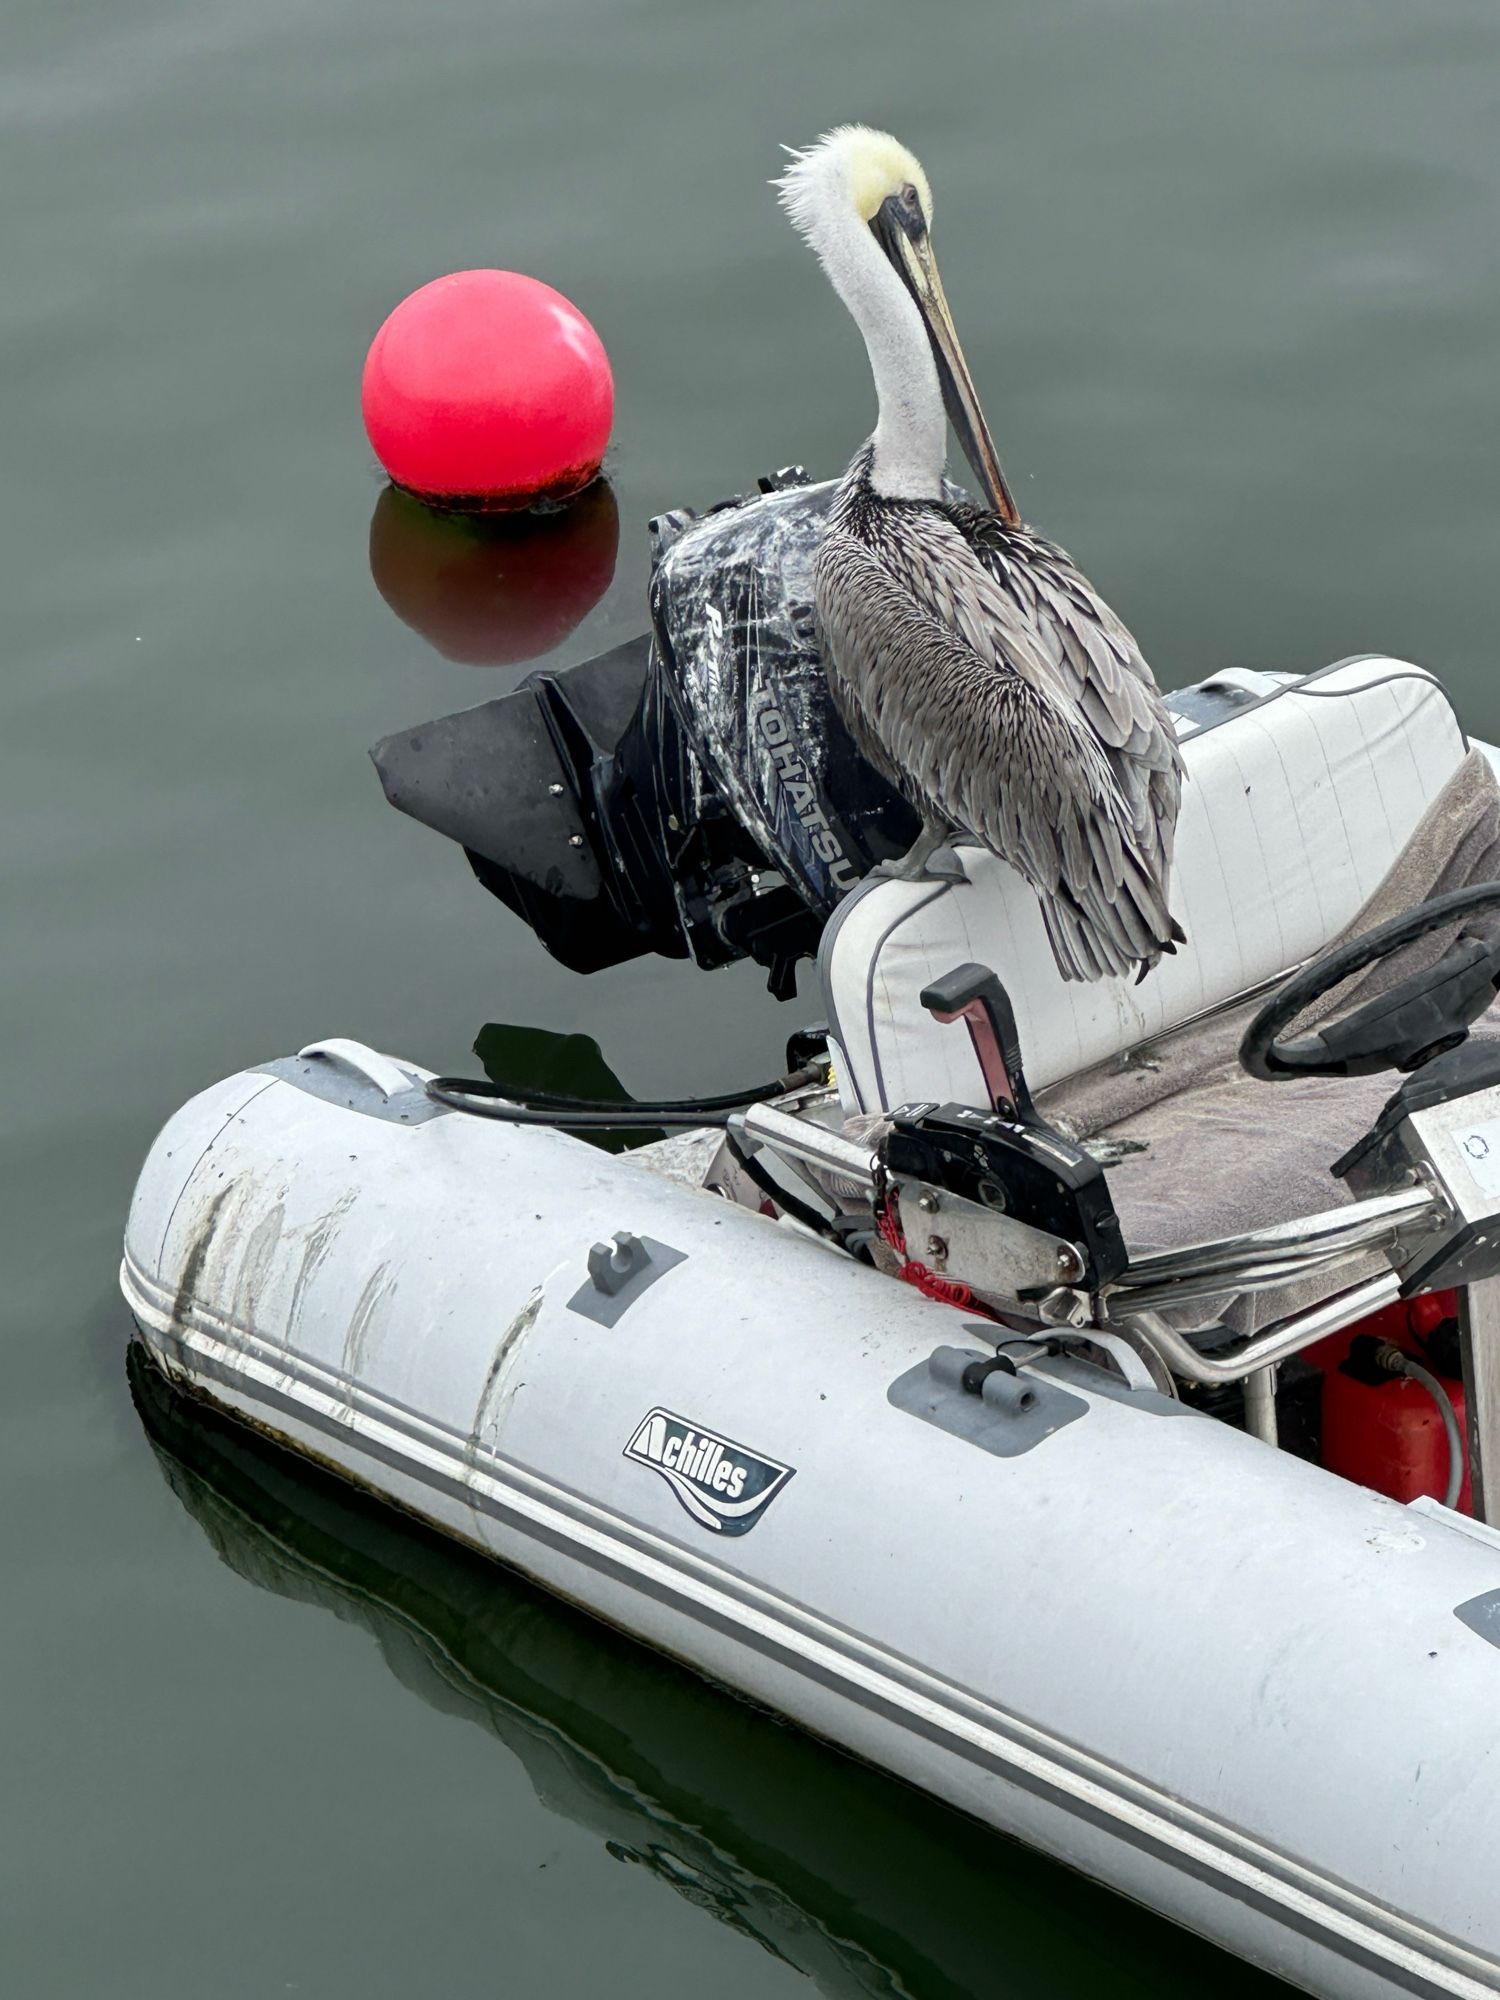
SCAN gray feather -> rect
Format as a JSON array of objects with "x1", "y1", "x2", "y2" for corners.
[{"x1": 814, "y1": 445, "x2": 1185, "y2": 982}]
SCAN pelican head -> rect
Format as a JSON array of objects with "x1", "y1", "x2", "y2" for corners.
[{"x1": 776, "y1": 126, "x2": 1018, "y2": 525}]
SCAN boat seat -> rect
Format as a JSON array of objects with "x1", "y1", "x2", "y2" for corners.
[
  {"x1": 817, "y1": 656, "x2": 1497, "y2": 1328},
  {"x1": 819, "y1": 655, "x2": 1472, "y2": 1113}
]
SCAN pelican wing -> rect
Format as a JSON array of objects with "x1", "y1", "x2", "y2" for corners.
[
  {"x1": 941, "y1": 503, "x2": 1184, "y2": 879},
  {"x1": 815, "y1": 508, "x2": 1180, "y2": 980}
]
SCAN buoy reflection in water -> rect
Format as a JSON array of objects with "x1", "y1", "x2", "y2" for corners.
[
  {"x1": 129, "y1": 1346, "x2": 1284, "y2": 2000},
  {"x1": 368, "y1": 479, "x2": 619, "y2": 667}
]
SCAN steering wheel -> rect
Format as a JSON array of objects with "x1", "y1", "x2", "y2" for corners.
[{"x1": 1240, "y1": 883, "x2": 1500, "y2": 1082}]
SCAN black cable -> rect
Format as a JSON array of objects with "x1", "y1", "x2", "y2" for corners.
[
  {"x1": 425, "y1": 1081, "x2": 732, "y2": 1130},
  {"x1": 484, "y1": 1080, "x2": 785, "y2": 1114},
  {"x1": 721, "y1": 1128, "x2": 844, "y2": 1244},
  {"x1": 427, "y1": 1064, "x2": 821, "y2": 1121},
  {"x1": 430, "y1": 1077, "x2": 865, "y2": 1255}
]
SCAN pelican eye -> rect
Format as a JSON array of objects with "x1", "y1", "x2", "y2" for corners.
[
  {"x1": 892, "y1": 182, "x2": 927, "y2": 239},
  {"x1": 870, "y1": 185, "x2": 927, "y2": 251}
]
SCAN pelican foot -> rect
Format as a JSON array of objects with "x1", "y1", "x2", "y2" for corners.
[{"x1": 871, "y1": 842, "x2": 969, "y2": 886}]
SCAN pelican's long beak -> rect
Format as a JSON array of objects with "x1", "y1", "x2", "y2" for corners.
[{"x1": 874, "y1": 203, "x2": 1020, "y2": 528}]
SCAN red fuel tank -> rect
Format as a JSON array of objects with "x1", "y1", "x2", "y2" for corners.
[{"x1": 1314, "y1": 1291, "x2": 1472, "y2": 1512}]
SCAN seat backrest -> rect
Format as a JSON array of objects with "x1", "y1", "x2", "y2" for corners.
[{"x1": 818, "y1": 656, "x2": 1468, "y2": 1115}]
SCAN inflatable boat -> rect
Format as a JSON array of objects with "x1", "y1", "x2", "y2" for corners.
[{"x1": 124, "y1": 472, "x2": 1500, "y2": 1997}]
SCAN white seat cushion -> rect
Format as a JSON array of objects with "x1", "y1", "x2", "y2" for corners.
[{"x1": 819, "y1": 656, "x2": 1468, "y2": 1116}]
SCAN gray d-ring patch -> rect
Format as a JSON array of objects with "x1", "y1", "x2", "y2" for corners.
[
  {"x1": 568, "y1": 1236, "x2": 686, "y2": 1327},
  {"x1": 889, "y1": 1345, "x2": 1087, "y2": 1459}
]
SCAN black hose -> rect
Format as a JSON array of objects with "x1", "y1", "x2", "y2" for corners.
[
  {"x1": 720, "y1": 1128, "x2": 844, "y2": 1244},
  {"x1": 428, "y1": 1079, "x2": 859, "y2": 1251},
  {"x1": 426, "y1": 1064, "x2": 821, "y2": 1123},
  {"x1": 425, "y1": 1081, "x2": 732, "y2": 1130}
]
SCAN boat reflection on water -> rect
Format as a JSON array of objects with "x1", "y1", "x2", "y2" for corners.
[
  {"x1": 129, "y1": 1345, "x2": 1279, "y2": 2000},
  {"x1": 368, "y1": 479, "x2": 620, "y2": 667}
]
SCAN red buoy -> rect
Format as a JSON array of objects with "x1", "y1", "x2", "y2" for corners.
[{"x1": 362, "y1": 271, "x2": 613, "y2": 512}]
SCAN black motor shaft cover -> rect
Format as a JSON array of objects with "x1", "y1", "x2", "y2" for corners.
[{"x1": 884, "y1": 1102, "x2": 1127, "y2": 1289}]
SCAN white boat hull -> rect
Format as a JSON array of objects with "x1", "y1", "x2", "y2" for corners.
[{"x1": 121, "y1": 1051, "x2": 1500, "y2": 2000}]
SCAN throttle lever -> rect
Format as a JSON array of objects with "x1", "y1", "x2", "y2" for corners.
[{"x1": 920, "y1": 963, "x2": 1038, "y2": 1125}]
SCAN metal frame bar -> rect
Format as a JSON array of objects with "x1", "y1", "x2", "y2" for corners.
[
  {"x1": 1118, "y1": 1273, "x2": 1401, "y2": 1388},
  {"x1": 734, "y1": 1103, "x2": 880, "y2": 1191},
  {"x1": 1104, "y1": 1249, "x2": 1390, "y2": 1317},
  {"x1": 1111, "y1": 1184, "x2": 1439, "y2": 1294},
  {"x1": 1243, "y1": 1365, "x2": 1280, "y2": 1446}
]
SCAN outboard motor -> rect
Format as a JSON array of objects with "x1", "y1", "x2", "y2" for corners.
[{"x1": 371, "y1": 470, "x2": 919, "y2": 999}]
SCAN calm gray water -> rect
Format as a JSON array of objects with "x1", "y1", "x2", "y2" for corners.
[{"x1": 6, "y1": 1, "x2": 1498, "y2": 1993}]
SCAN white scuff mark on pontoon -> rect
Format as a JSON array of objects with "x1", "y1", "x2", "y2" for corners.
[{"x1": 1367, "y1": 1527, "x2": 1426, "y2": 1556}]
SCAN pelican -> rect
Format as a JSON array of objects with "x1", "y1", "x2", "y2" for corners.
[{"x1": 776, "y1": 127, "x2": 1184, "y2": 982}]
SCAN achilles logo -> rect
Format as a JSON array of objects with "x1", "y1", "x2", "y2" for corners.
[{"x1": 624, "y1": 1409, "x2": 794, "y2": 1536}]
